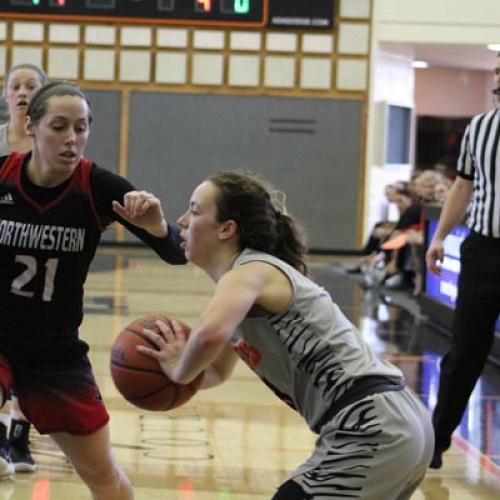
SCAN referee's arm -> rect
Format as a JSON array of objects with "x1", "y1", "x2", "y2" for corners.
[{"x1": 425, "y1": 177, "x2": 473, "y2": 275}]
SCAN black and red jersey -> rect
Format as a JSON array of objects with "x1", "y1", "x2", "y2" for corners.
[{"x1": 0, "y1": 151, "x2": 185, "y2": 367}]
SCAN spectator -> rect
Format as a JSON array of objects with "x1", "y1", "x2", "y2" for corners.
[
  {"x1": 434, "y1": 180, "x2": 451, "y2": 205},
  {"x1": 383, "y1": 188, "x2": 421, "y2": 288},
  {"x1": 361, "y1": 188, "x2": 421, "y2": 290},
  {"x1": 406, "y1": 170, "x2": 445, "y2": 295},
  {"x1": 346, "y1": 183, "x2": 402, "y2": 273},
  {"x1": 413, "y1": 170, "x2": 443, "y2": 203}
]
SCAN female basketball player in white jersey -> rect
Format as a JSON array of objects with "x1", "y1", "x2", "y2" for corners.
[{"x1": 140, "y1": 172, "x2": 434, "y2": 499}]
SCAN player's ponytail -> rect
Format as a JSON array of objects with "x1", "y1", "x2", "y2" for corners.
[
  {"x1": 274, "y1": 209, "x2": 308, "y2": 275},
  {"x1": 208, "y1": 171, "x2": 308, "y2": 275}
]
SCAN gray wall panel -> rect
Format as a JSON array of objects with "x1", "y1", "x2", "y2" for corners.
[
  {"x1": 84, "y1": 89, "x2": 121, "y2": 175},
  {"x1": 84, "y1": 89, "x2": 121, "y2": 242},
  {"x1": 127, "y1": 92, "x2": 361, "y2": 251}
]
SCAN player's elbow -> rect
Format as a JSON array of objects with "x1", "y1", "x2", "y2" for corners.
[
  {"x1": 162, "y1": 250, "x2": 187, "y2": 265},
  {"x1": 196, "y1": 326, "x2": 228, "y2": 349}
]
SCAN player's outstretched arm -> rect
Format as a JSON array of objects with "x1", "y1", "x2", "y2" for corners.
[
  {"x1": 140, "y1": 317, "x2": 239, "y2": 389},
  {"x1": 112, "y1": 190, "x2": 168, "y2": 237},
  {"x1": 139, "y1": 264, "x2": 270, "y2": 384}
]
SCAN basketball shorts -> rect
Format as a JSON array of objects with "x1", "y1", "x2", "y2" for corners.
[
  {"x1": 290, "y1": 387, "x2": 434, "y2": 499},
  {"x1": 0, "y1": 355, "x2": 109, "y2": 436}
]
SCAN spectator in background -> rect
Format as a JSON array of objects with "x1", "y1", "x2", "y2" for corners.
[
  {"x1": 346, "y1": 183, "x2": 401, "y2": 273},
  {"x1": 382, "y1": 187, "x2": 421, "y2": 288},
  {"x1": 413, "y1": 170, "x2": 443, "y2": 203},
  {"x1": 394, "y1": 180, "x2": 410, "y2": 191},
  {"x1": 434, "y1": 180, "x2": 451, "y2": 205},
  {"x1": 405, "y1": 170, "x2": 444, "y2": 295},
  {"x1": 0, "y1": 63, "x2": 47, "y2": 155},
  {"x1": 434, "y1": 162, "x2": 457, "y2": 184},
  {"x1": 380, "y1": 183, "x2": 400, "y2": 223},
  {"x1": 361, "y1": 187, "x2": 421, "y2": 290}
]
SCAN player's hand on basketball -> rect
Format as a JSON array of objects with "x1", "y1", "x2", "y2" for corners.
[
  {"x1": 112, "y1": 190, "x2": 168, "y2": 237},
  {"x1": 426, "y1": 239, "x2": 444, "y2": 276},
  {"x1": 138, "y1": 319, "x2": 187, "y2": 378}
]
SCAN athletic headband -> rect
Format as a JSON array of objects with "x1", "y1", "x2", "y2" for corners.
[{"x1": 28, "y1": 82, "x2": 88, "y2": 119}]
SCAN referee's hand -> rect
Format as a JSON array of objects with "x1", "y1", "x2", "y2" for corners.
[{"x1": 426, "y1": 239, "x2": 444, "y2": 276}]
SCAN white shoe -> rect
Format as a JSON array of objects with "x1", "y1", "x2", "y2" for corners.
[
  {"x1": 383, "y1": 272, "x2": 404, "y2": 289},
  {"x1": 0, "y1": 448, "x2": 14, "y2": 478}
]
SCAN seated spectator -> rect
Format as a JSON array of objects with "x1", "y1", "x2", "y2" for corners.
[
  {"x1": 380, "y1": 183, "x2": 400, "y2": 223},
  {"x1": 346, "y1": 183, "x2": 401, "y2": 273},
  {"x1": 394, "y1": 179, "x2": 410, "y2": 191},
  {"x1": 413, "y1": 169, "x2": 443, "y2": 203},
  {"x1": 434, "y1": 180, "x2": 451, "y2": 205},
  {"x1": 383, "y1": 188, "x2": 422, "y2": 285},
  {"x1": 361, "y1": 188, "x2": 421, "y2": 290},
  {"x1": 356, "y1": 171, "x2": 451, "y2": 295},
  {"x1": 406, "y1": 170, "x2": 444, "y2": 295},
  {"x1": 434, "y1": 161, "x2": 457, "y2": 183}
]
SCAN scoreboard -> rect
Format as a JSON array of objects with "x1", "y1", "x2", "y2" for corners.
[
  {"x1": 0, "y1": 1, "x2": 335, "y2": 29},
  {"x1": 0, "y1": 1, "x2": 267, "y2": 27}
]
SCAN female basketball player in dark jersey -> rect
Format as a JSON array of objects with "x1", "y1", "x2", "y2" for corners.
[
  {"x1": 0, "y1": 82, "x2": 185, "y2": 498},
  {"x1": 139, "y1": 172, "x2": 434, "y2": 499}
]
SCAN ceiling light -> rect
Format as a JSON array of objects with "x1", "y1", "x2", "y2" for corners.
[
  {"x1": 487, "y1": 44, "x2": 500, "y2": 51},
  {"x1": 412, "y1": 60, "x2": 429, "y2": 69}
]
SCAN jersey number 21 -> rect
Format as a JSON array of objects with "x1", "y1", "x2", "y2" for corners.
[{"x1": 11, "y1": 255, "x2": 59, "y2": 302}]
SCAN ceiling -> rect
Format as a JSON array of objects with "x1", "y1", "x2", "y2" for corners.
[{"x1": 381, "y1": 42, "x2": 497, "y2": 72}]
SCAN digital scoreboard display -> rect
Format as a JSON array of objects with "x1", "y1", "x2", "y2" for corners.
[
  {"x1": 0, "y1": 0, "x2": 268, "y2": 27},
  {"x1": 0, "y1": 1, "x2": 335, "y2": 29}
]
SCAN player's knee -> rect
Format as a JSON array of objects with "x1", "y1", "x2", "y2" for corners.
[
  {"x1": 78, "y1": 459, "x2": 127, "y2": 493},
  {"x1": 271, "y1": 479, "x2": 311, "y2": 500}
]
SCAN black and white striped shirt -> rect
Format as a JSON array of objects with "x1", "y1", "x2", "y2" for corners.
[{"x1": 458, "y1": 108, "x2": 500, "y2": 238}]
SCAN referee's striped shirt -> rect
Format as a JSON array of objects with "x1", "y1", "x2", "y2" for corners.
[{"x1": 458, "y1": 108, "x2": 500, "y2": 238}]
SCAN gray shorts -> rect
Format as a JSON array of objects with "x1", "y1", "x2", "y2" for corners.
[{"x1": 291, "y1": 387, "x2": 434, "y2": 499}]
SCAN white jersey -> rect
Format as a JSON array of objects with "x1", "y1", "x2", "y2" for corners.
[{"x1": 230, "y1": 248, "x2": 404, "y2": 432}]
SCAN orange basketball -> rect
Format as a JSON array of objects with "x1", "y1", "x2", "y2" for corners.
[{"x1": 110, "y1": 315, "x2": 203, "y2": 411}]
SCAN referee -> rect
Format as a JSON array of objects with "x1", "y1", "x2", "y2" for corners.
[{"x1": 425, "y1": 52, "x2": 500, "y2": 469}]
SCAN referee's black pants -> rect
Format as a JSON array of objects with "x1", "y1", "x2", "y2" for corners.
[{"x1": 433, "y1": 231, "x2": 500, "y2": 452}]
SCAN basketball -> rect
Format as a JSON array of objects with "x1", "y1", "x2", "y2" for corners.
[{"x1": 110, "y1": 314, "x2": 203, "y2": 411}]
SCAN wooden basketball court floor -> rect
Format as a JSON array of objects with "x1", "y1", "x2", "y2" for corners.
[{"x1": 0, "y1": 246, "x2": 499, "y2": 499}]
